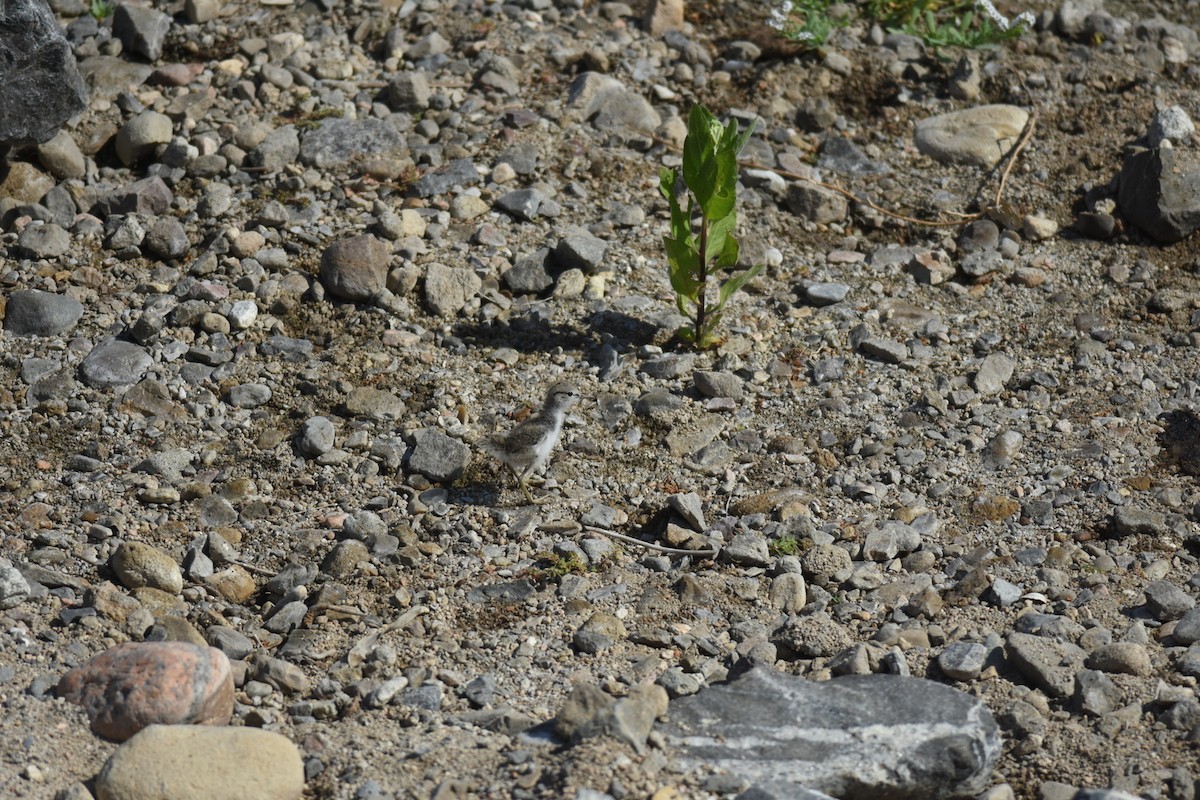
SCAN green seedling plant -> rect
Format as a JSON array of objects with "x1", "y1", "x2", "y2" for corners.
[
  {"x1": 89, "y1": 0, "x2": 114, "y2": 19},
  {"x1": 659, "y1": 105, "x2": 763, "y2": 349}
]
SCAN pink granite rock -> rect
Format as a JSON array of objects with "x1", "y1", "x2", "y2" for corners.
[{"x1": 57, "y1": 641, "x2": 234, "y2": 741}]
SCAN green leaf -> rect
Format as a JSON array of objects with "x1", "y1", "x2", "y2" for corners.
[
  {"x1": 663, "y1": 237, "x2": 702, "y2": 302},
  {"x1": 715, "y1": 263, "x2": 763, "y2": 309},
  {"x1": 705, "y1": 213, "x2": 741, "y2": 266}
]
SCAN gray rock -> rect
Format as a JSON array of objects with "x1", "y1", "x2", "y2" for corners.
[
  {"x1": 973, "y1": 353, "x2": 1015, "y2": 394},
  {"x1": 412, "y1": 157, "x2": 479, "y2": 197},
  {"x1": 36, "y1": 131, "x2": 85, "y2": 179},
  {"x1": 572, "y1": 611, "x2": 627, "y2": 654},
  {"x1": 320, "y1": 234, "x2": 389, "y2": 302},
  {"x1": 227, "y1": 383, "x2": 272, "y2": 408},
  {"x1": 1107, "y1": 506, "x2": 1166, "y2": 537},
  {"x1": 663, "y1": 667, "x2": 1000, "y2": 799},
  {"x1": 858, "y1": 337, "x2": 908, "y2": 364},
  {"x1": 408, "y1": 428, "x2": 470, "y2": 483},
  {"x1": 787, "y1": 183, "x2": 848, "y2": 225},
  {"x1": 1085, "y1": 642, "x2": 1151, "y2": 676},
  {"x1": 1074, "y1": 669, "x2": 1122, "y2": 716},
  {"x1": 18, "y1": 222, "x2": 70, "y2": 258},
  {"x1": 299, "y1": 417, "x2": 336, "y2": 458},
  {"x1": 984, "y1": 578, "x2": 1022, "y2": 607},
  {"x1": 92, "y1": 176, "x2": 174, "y2": 218},
  {"x1": 959, "y1": 219, "x2": 1000, "y2": 252},
  {"x1": 1118, "y1": 148, "x2": 1200, "y2": 243},
  {"x1": 245, "y1": 126, "x2": 300, "y2": 173},
  {"x1": 4, "y1": 289, "x2": 83, "y2": 337},
  {"x1": 693, "y1": 370, "x2": 744, "y2": 400},
  {"x1": 914, "y1": 105, "x2": 1030, "y2": 168},
  {"x1": 143, "y1": 217, "x2": 189, "y2": 260},
  {"x1": 115, "y1": 111, "x2": 172, "y2": 166},
  {"x1": 640, "y1": 354, "x2": 694, "y2": 380},
  {"x1": 495, "y1": 188, "x2": 547, "y2": 221},
  {"x1": 424, "y1": 262, "x2": 481, "y2": 317},
  {"x1": 818, "y1": 136, "x2": 888, "y2": 176},
  {"x1": 862, "y1": 521, "x2": 921, "y2": 561},
  {"x1": 0, "y1": 559, "x2": 31, "y2": 610},
  {"x1": 724, "y1": 532, "x2": 771, "y2": 567},
  {"x1": 79, "y1": 340, "x2": 152, "y2": 388},
  {"x1": 298, "y1": 118, "x2": 408, "y2": 170},
  {"x1": 76, "y1": 55, "x2": 153, "y2": 102},
  {"x1": 388, "y1": 72, "x2": 431, "y2": 112},
  {"x1": 1148, "y1": 105, "x2": 1195, "y2": 147},
  {"x1": 938, "y1": 641, "x2": 988, "y2": 681},
  {"x1": 567, "y1": 72, "x2": 661, "y2": 136},
  {"x1": 773, "y1": 612, "x2": 853, "y2": 658},
  {"x1": 1006, "y1": 632, "x2": 1086, "y2": 698},
  {"x1": 111, "y1": 4, "x2": 170, "y2": 61},
  {"x1": 554, "y1": 231, "x2": 608, "y2": 273},
  {"x1": 1144, "y1": 580, "x2": 1196, "y2": 620},
  {"x1": 804, "y1": 282, "x2": 850, "y2": 306},
  {"x1": 0, "y1": 0, "x2": 88, "y2": 146},
  {"x1": 1174, "y1": 607, "x2": 1200, "y2": 645},
  {"x1": 667, "y1": 491, "x2": 706, "y2": 531},
  {"x1": 503, "y1": 249, "x2": 553, "y2": 295}
]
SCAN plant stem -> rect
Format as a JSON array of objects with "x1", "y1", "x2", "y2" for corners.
[{"x1": 695, "y1": 211, "x2": 708, "y2": 343}]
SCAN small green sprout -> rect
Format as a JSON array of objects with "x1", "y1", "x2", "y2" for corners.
[{"x1": 659, "y1": 105, "x2": 763, "y2": 350}]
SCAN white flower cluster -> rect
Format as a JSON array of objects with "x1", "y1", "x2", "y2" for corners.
[
  {"x1": 975, "y1": 0, "x2": 1035, "y2": 31},
  {"x1": 767, "y1": 0, "x2": 793, "y2": 31},
  {"x1": 767, "y1": 0, "x2": 815, "y2": 39}
]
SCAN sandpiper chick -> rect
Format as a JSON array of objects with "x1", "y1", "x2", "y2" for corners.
[{"x1": 480, "y1": 381, "x2": 580, "y2": 503}]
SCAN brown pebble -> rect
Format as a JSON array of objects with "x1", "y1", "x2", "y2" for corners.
[{"x1": 57, "y1": 641, "x2": 234, "y2": 741}]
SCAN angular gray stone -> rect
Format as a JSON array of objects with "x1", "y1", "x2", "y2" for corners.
[
  {"x1": 245, "y1": 126, "x2": 300, "y2": 174},
  {"x1": 1006, "y1": 631, "x2": 1086, "y2": 698},
  {"x1": 115, "y1": 111, "x2": 172, "y2": 167},
  {"x1": 92, "y1": 177, "x2": 174, "y2": 219},
  {"x1": 298, "y1": 118, "x2": 408, "y2": 170},
  {"x1": 973, "y1": 353, "x2": 1015, "y2": 394},
  {"x1": 1174, "y1": 608, "x2": 1200, "y2": 645},
  {"x1": 0, "y1": 0, "x2": 88, "y2": 146},
  {"x1": 693, "y1": 370, "x2": 744, "y2": 401},
  {"x1": 388, "y1": 72, "x2": 431, "y2": 112},
  {"x1": 502, "y1": 249, "x2": 553, "y2": 295},
  {"x1": 412, "y1": 157, "x2": 479, "y2": 197},
  {"x1": 4, "y1": 289, "x2": 83, "y2": 337},
  {"x1": 18, "y1": 222, "x2": 70, "y2": 258},
  {"x1": 143, "y1": 217, "x2": 189, "y2": 261},
  {"x1": 79, "y1": 339, "x2": 152, "y2": 388},
  {"x1": 663, "y1": 668, "x2": 1000, "y2": 799},
  {"x1": 496, "y1": 188, "x2": 547, "y2": 221},
  {"x1": 787, "y1": 183, "x2": 848, "y2": 225},
  {"x1": 1107, "y1": 506, "x2": 1167, "y2": 537},
  {"x1": 1074, "y1": 669, "x2": 1122, "y2": 716},
  {"x1": 938, "y1": 642, "x2": 988, "y2": 681},
  {"x1": 858, "y1": 337, "x2": 908, "y2": 364},
  {"x1": 862, "y1": 521, "x2": 921, "y2": 561},
  {"x1": 0, "y1": 559, "x2": 31, "y2": 610},
  {"x1": 320, "y1": 234, "x2": 389, "y2": 302},
  {"x1": 112, "y1": 4, "x2": 171, "y2": 61},
  {"x1": 298, "y1": 416, "x2": 335, "y2": 458},
  {"x1": 554, "y1": 231, "x2": 608, "y2": 273},
  {"x1": 424, "y1": 263, "x2": 481, "y2": 317},
  {"x1": 1144, "y1": 580, "x2": 1196, "y2": 621},
  {"x1": 1118, "y1": 148, "x2": 1200, "y2": 243},
  {"x1": 407, "y1": 428, "x2": 470, "y2": 483}
]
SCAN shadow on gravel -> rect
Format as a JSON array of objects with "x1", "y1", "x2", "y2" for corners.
[
  {"x1": 1158, "y1": 409, "x2": 1200, "y2": 477},
  {"x1": 451, "y1": 309, "x2": 658, "y2": 362}
]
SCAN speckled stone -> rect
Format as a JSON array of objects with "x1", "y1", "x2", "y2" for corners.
[{"x1": 57, "y1": 642, "x2": 234, "y2": 741}]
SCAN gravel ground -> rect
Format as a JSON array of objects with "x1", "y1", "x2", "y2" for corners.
[{"x1": 3, "y1": 0, "x2": 1200, "y2": 797}]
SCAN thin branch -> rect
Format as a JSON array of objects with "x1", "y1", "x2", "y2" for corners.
[
  {"x1": 584, "y1": 526, "x2": 718, "y2": 558},
  {"x1": 994, "y1": 108, "x2": 1039, "y2": 208}
]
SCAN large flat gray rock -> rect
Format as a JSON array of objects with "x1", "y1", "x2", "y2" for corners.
[{"x1": 662, "y1": 667, "x2": 1000, "y2": 800}]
